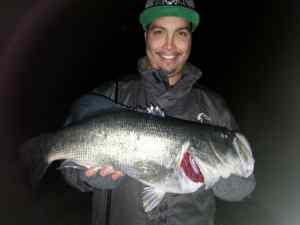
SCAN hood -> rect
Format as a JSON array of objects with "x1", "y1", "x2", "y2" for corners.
[{"x1": 137, "y1": 57, "x2": 203, "y2": 109}]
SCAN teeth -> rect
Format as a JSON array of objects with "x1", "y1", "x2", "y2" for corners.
[{"x1": 161, "y1": 55, "x2": 176, "y2": 60}]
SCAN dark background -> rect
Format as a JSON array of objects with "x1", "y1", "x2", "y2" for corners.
[{"x1": 0, "y1": 0, "x2": 299, "y2": 224}]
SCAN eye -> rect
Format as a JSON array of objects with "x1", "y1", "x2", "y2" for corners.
[
  {"x1": 177, "y1": 30, "x2": 190, "y2": 38},
  {"x1": 179, "y1": 31, "x2": 187, "y2": 36},
  {"x1": 152, "y1": 29, "x2": 163, "y2": 36}
]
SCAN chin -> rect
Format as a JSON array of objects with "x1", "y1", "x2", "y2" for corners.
[
  {"x1": 159, "y1": 64, "x2": 178, "y2": 73},
  {"x1": 158, "y1": 68, "x2": 176, "y2": 76}
]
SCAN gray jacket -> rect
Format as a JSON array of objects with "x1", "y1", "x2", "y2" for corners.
[{"x1": 62, "y1": 58, "x2": 256, "y2": 225}]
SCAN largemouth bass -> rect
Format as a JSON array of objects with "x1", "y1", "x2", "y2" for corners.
[{"x1": 20, "y1": 101, "x2": 254, "y2": 212}]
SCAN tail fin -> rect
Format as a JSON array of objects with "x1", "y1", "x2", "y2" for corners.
[{"x1": 18, "y1": 134, "x2": 51, "y2": 188}]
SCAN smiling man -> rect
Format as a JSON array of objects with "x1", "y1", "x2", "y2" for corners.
[
  {"x1": 145, "y1": 16, "x2": 192, "y2": 85},
  {"x1": 61, "y1": 1, "x2": 256, "y2": 225}
]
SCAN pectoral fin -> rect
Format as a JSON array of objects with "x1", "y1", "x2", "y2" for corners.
[
  {"x1": 142, "y1": 186, "x2": 166, "y2": 213},
  {"x1": 58, "y1": 159, "x2": 92, "y2": 170}
]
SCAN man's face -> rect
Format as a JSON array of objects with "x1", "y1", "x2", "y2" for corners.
[{"x1": 145, "y1": 16, "x2": 192, "y2": 85}]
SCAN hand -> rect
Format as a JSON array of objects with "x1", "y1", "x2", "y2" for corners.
[{"x1": 84, "y1": 165, "x2": 124, "y2": 181}]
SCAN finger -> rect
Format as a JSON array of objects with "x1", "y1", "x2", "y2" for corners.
[
  {"x1": 85, "y1": 166, "x2": 102, "y2": 177},
  {"x1": 100, "y1": 165, "x2": 114, "y2": 176},
  {"x1": 111, "y1": 171, "x2": 125, "y2": 181}
]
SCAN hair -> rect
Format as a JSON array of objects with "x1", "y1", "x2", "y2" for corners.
[{"x1": 145, "y1": 21, "x2": 193, "y2": 33}]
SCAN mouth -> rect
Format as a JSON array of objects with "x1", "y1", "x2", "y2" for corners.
[
  {"x1": 180, "y1": 151, "x2": 204, "y2": 183},
  {"x1": 157, "y1": 52, "x2": 179, "y2": 62},
  {"x1": 233, "y1": 133, "x2": 255, "y2": 177},
  {"x1": 160, "y1": 54, "x2": 176, "y2": 60}
]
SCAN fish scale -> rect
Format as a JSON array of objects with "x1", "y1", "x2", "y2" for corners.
[{"x1": 20, "y1": 108, "x2": 254, "y2": 212}]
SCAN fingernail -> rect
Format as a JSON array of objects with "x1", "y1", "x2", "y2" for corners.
[
  {"x1": 100, "y1": 166, "x2": 112, "y2": 176},
  {"x1": 85, "y1": 170, "x2": 93, "y2": 177},
  {"x1": 112, "y1": 173, "x2": 119, "y2": 181}
]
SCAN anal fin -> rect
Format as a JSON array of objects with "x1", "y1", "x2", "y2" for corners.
[{"x1": 142, "y1": 186, "x2": 166, "y2": 213}]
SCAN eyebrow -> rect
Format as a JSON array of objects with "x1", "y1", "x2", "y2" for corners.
[
  {"x1": 177, "y1": 27, "x2": 191, "y2": 32},
  {"x1": 149, "y1": 25, "x2": 191, "y2": 32}
]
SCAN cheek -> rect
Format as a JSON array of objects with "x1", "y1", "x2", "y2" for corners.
[
  {"x1": 148, "y1": 40, "x2": 163, "y2": 52},
  {"x1": 147, "y1": 35, "x2": 166, "y2": 51},
  {"x1": 177, "y1": 40, "x2": 191, "y2": 54}
]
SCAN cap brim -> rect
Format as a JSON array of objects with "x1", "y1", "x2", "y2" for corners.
[{"x1": 139, "y1": 6, "x2": 200, "y2": 32}]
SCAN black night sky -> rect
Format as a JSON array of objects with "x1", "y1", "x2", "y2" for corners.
[{"x1": 0, "y1": 1, "x2": 299, "y2": 225}]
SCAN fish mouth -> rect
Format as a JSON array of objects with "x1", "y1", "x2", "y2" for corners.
[
  {"x1": 180, "y1": 151, "x2": 204, "y2": 183},
  {"x1": 233, "y1": 133, "x2": 255, "y2": 177}
]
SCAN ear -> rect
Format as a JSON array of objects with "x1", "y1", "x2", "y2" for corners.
[{"x1": 144, "y1": 31, "x2": 147, "y2": 41}]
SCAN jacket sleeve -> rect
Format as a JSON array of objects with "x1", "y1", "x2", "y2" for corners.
[
  {"x1": 204, "y1": 90, "x2": 256, "y2": 201},
  {"x1": 212, "y1": 174, "x2": 256, "y2": 201},
  {"x1": 61, "y1": 83, "x2": 124, "y2": 192}
]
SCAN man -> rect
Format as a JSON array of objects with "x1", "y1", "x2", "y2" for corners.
[{"x1": 62, "y1": 0, "x2": 256, "y2": 225}]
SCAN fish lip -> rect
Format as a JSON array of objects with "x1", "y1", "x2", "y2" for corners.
[
  {"x1": 233, "y1": 133, "x2": 255, "y2": 177},
  {"x1": 180, "y1": 151, "x2": 204, "y2": 183}
]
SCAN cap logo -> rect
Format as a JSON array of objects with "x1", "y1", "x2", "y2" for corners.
[
  {"x1": 146, "y1": 0, "x2": 195, "y2": 8},
  {"x1": 164, "y1": 0, "x2": 178, "y2": 5}
]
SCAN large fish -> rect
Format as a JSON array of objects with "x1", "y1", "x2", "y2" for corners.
[{"x1": 20, "y1": 99, "x2": 254, "y2": 212}]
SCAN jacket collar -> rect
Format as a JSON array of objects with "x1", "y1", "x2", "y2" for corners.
[{"x1": 137, "y1": 57, "x2": 202, "y2": 109}]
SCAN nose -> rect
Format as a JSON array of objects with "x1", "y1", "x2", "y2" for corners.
[{"x1": 163, "y1": 34, "x2": 175, "y2": 50}]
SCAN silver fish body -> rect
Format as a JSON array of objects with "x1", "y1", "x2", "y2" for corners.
[{"x1": 20, "y1": 108, "x2": 254, "y2": 212}]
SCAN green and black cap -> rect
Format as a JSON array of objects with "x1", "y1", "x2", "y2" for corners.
[{"x1": 139, "y1": 0, "x2": 200, "y2": 32}]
